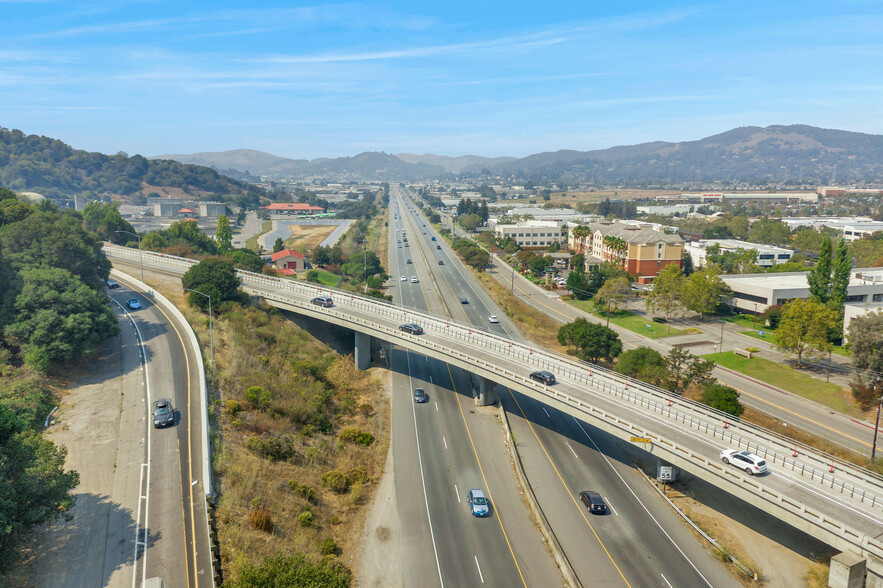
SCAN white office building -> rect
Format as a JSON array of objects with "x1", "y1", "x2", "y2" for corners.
[
  {"x1": 780, "y1": 217, "x2": 883, "y2": 241},
  {"x1": 721, "y1": 268, "x2": 883, "y2": 315},
  {"x1": 685, "y1": 239, "x2": 794, "y2": 269},
  {"x1": 494, "y1": 220, "x2": 563, "y2": 247}
]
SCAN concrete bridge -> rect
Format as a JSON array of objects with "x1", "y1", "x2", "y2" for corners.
[{"x1": 104, "y1": 244, "x2": 883, "y2": 587}]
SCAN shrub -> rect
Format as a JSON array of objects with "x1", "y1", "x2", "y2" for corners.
[
  {"x1": 345, "y1": 467, "x2": 368, "y2": 485},
  {"x1": 298, "y1": 510, "x2": 313, "y2": 527},
  {"x1": 305, "y1": 269, "x2": 321, "y2": 283},
  {"x1": 338, "y1": 427, "x2": 374, "y2": 446},
  {"x1": 349, "y1": 481, "x2": 363, "y2": 505},
  {"x1": 701, "y1": 383, "x2": 744, "y2": 417},
  {"x1": 318, "y1": 537, "x2": 339, "y2": 556},
  {"x1": 226, "y1": 399, "x2": 242, "y2": 415},
  {"x1": 249, "y1": 505, "x2": 273, "y2": 532},
  {"x1": 358, "y1": 403, "x2": 373, "y2": 417},
  {"x1": 245, "y1": 434, "x2": 296, "y2": 461},
  {"x1": 245, "y1": 385, "x2": 272, "y2": 409},
  {"x1": 321, "y1": 470, "x2": 350, "y2": 493},
  {"x1": 289, "y1": 481, "x2": 317, "y2": 502}
]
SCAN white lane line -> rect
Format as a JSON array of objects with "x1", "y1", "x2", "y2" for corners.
[
  {"x1": 405, "y1": 350, "x2": 445, "y2": 588},
  {"x1": 572, "y1": 416, "x2": 714, "y2": 588},
  {"x1": 661, "y1": 573, "x2": 673, "y2": 588},
  {"x1": 605, "y1": 497, "x2": 618, "y2": 516},
  {"x1": 443, "y1": 436, "x2": 448, "y2": 450},
  {"x1": 430, "y1": 376, "x2": 433, "y2": 384},
  {"x1": 542, "y1": 407, "x2": 550, "y2": 418},
  {"x1": 455, "y1": 484, "x2": 460, "y2": 502},
  {"x1": 474, "y1": 556, "x2": 485, "y2": 584},
  {"x1": 567, "y1": 443, "x2": 579, "y2": 459},
  {"x1": 435, "y1": 402, "x2": 439, "y2": 412}
]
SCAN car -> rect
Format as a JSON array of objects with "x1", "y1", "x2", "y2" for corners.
[
  {"x1": 153, "y1": 398, "x2": 175, "y2": 428},
  {"x1": 406, "y1": 258, "x2": 412, "y2": 264},
  {"x1": 431, "y1": 236, "x2": 436, "y2": 241},
  {"x1": 438, "y1": 260, "x2": 444, "y2": 265},
  {"x1": 436, "y1": 245, "x2": 441, "y2": 250},
  {"x1": 720, "y1": 449, "x2": 767, "y2": 475},
  {"x1": 579, "y1": 490, "x2": 607, "y2": 514},
  {"x1": 399, "y1": 323, "x2": 424, "y2": 335},
  {"x1": 413, "y1": 388, "x2": 428, "y2": 403},
  {"x1": 106, "y1": 279, "x2": 120, "y2": 289},
  {"x1": 126, "y1": 299, "x2": 142, "y2": 310},
  {"x1": 411, "y1": 276, "x2": 419, "y2": 283},
  {"x1": 488, "y1": 315, "x2": 499, "y2": 323},
  {"x1": 397, "y1": 244, "x2": 402, "y2": 248},
  {"x1": 404, "y1": 243, "x2": 409, "y2": 247},
  {"x1": 529, "y1": 370, "x2": 556, "y2": 385},
  {"x1": 460, "y1": 297, "x2": 468, "y2": 304},
  {"x1": 467, "y1": 488, "x2": 490, "y2": 517},
  {"x1": 401, "y1": 275, "x2": 406, "y2": 281},
  {"x1": 310, "y1": 296, "x2": 333, "y2": 307}
]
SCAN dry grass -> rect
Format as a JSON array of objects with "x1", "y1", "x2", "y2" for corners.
[
  {"x1": 178, "y1": 301, "x2": 388, "y2": 582},
  {"x1": 245, "y1": 220, "x2": 273, "y2": 252},
  {"x1": 805, "y1": 558, "x2": 831, "y2": 588},
  {"x1": 284, "y1": 224, "x2": 339, "y2": 251}
]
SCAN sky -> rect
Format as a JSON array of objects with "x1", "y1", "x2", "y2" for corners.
[{"x1": 2, "y1": 1, "x2": 882, "y2": 159}]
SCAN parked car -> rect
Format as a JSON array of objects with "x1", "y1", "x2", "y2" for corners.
[
  {"x1": 413, "y1": 388, "x2": 428, "y2": 403},
  {"x1": 310, "y1": 296, "x2": 333, "y2": 307},
  {"x1": 399, "y1": 323, "x2": 424, "y2": 335},
  {"x1": 106, "y1": 279, "x2": 120, "y2": 289},
  {"x1": 467, "y1": 488, "x2": 490, "y2": 517},
  {"x1": 126, "y1": 299, "x2": 142, "y2": 310},
  {"x1": 720, "y1": 449, "x2": 767, "y2": 475},
  {"x1": 529, "y1": 370, "x2": 556, "y2": 385},
  {"x1": 153, "y1": 398, "x2": 175, "y2": 428},
  {"x1": 579, "y1": 490, "x2": 607, "y2": 514},
  {"x1": 488, "y1": 315, "x2": 499, "y2": 324}
]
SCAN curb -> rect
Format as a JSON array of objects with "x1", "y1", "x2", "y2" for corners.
[{"x1": 498, "y1": 406, "x2": 582, "y2": 588}]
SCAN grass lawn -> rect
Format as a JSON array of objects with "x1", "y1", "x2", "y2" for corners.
[
  {"x1": 568, "y1": 300, "x2": 687, "y2": 339},
  {"x1": 738, "y1": 329, "x2": 850, "y2": 356},
  {"x1": 723, "y1": 314, "x2": 766, "y2": 329},
  {"x1": 702, "y1": 351, "x2": 858, "y2": 415},
  {"x1": 308, "y1": 269, "x2": 340, "y2": 287}
]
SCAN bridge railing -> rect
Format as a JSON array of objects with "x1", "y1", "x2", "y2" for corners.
[{"x1": 104, "y1": 244, "x2": 883, "y2": 512}]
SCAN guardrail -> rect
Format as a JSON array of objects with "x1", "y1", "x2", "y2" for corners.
[{"x1": 104, "y1": 245, "x2": 883, "y2": 522}]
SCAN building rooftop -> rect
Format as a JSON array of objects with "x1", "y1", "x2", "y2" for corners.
[
  {"x1": 721, "y1": 267, "x2": 883, "y2": 289},
  {"x1": 270, "y1": 248, "x2": 306, "y2": 261},
  {"x1": 586, "y1": 221, "x2": 684, "y2": 244}
]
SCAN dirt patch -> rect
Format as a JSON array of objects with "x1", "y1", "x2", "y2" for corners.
[{"x1": 285, "y1": 225, "x2": 339, "y2": 251}]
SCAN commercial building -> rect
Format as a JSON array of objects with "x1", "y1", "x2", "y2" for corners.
[
  {"x1": 780, "y1": 217, "x2": 883, "y2": 241},
  {"x1": 568, "y1": 221, "x2": 684, "y2": 282},
  {"x1": 494, "y1": 220, "x2": 563, "y2": 248},
  {"x1": 685, "y1": 239, "x2": 794, "y2": 269},
  {"x1": 263, "y1": 202, "x2": 325, "y2": 215},
  {"x1": 655, "y1": 192, "x2": 818, "y2": 203},
  {"x1": 721, "y1": 268, "x2": 883, "y2": 315},
  {"x1": 148, "y1": 197, "x2": 228, "y2": 219}
]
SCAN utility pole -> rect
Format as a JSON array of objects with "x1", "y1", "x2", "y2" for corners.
[
  {"x1": 873, "y1": 384, "x2": 882, "y2": 460},
  {"x1": 719, "y1": 322, "x2": 724, "y2": 352}
]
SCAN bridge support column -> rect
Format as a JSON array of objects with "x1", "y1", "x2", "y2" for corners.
[
  {"x1": 828, "y1": 552, "x2": 866, "y2": 588},
  {"x1": 475, "y1": 376, "x2": 498, "y2": 406},
  {"x1": 354, "y1": 332, "x2": 370, "y2": 370}
]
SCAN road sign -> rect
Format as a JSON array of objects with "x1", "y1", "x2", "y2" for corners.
[{"x1": 630, "y1": 436, "x2": 651, "y2": 443}]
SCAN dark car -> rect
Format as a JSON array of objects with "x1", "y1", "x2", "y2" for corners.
[
  {"x1": 529, "y1": 370, "x2": 556, "y2": 385},
  {"x1": 438, "y1": 260, "x2": 444, "y2": 265},
  {"x1": 153, "y1": 398, "x2": 175, "y2": 428},
  {"x1": 579, "y1": 490, "x2": 607, "y2": 514},
  {"x1": 310, "y1": 296, "x2": 333, "y2": 307},
  {"x1": 399, "y1": 323, "x2": 424, "y2": 335},
  {"x1": 460, "y1": 297, "x2": 468, "y2": 304},
  {"x1": 436, "y1": 245, "x2": 441, "y2": 250},
  {"x1": 406, "y1": 258, "x2": 412, "y2": 264},
  {"x1": 126, "y1": 299, "x2": 142, "y2": 310},
  {"x1": 413, "y1": 388, "x2": 428, "y2": 403}
]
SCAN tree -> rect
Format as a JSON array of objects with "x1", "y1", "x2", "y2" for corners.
[
  {"x1": 681, "y1": 266, "x2": 729, "y2": 318},
  {"x1": 645, "y1": 264, "x2": 685, "y2": 333},
  {"x1": 829, "y1": 239, "x2": 852, "y2": 312},
  {"x1": 181, "y1": 258, "x2": 242, "y2": 310},
  {"x1": 615, "y1": 347, "x2": 668, "y2": 386},
  {"x1": 273, "y1": 238, "x2": 285, "y2": 253},
  {"x1": 665, "y1": 348, "x2": 715, "y2": 393},
  {"x1": 808, "y1": 236, "x2": 833, "y2": 304},
  {"x1": 701, "y1": 383, "x2": 744, "y2": 416},
  {"x1": 748, "y1": 217, "x2": 790, "y2": 246},
  {"x1": 774, "y1": 299, "x2": 837, "y2": 368},
  {"x1": 215, "y1": 214, "x2": 233, "y2": 252},
  {"x1": 557, "y1": 318, "x2": 622, "y2": 363},
  {"x1": 459, "y1": 213, "x2": 482, "y2": 231},
  {"x1": 566, "y1": 269, "x2": 593, "y2": 300},
  {"x1": 682, "y1": 251, "x2": 694, "y2": 276},
  {"x1": 594, "y1": 277, "x2": 630, "y2": 326},
  {"x1": 226, "y1": 248, "x2": 266, "y2": 272},
  {"x1": 81, "y1": 201, "x2": 136, "y2": 245},
  {"x1": 4, "y1": 267, "x2": 120, "y2": 370},
  {"x1": 847, "y1": 310, "x2": 883, "y2": 375}
]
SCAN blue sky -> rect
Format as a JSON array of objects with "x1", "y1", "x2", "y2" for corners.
[{"x1": 2, "y1": 1, "x2": 882, "y2": 159}]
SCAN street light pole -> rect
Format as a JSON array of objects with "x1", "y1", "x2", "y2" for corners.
[
  {"x1": 115, "y1": 230, "x2": 143, "y2": 283},
  {"x1": 872, "y1": 385, "x2": 883, "y2": 460},
  {"x1": 364, "y1": 247, "x2": 368, "y2": 294},
  {"x1": 184, "y1": 288, "x2": 213, "y2": 366}
]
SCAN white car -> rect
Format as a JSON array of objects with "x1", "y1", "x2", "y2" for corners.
[
  {"x1": 720, "y1": 449, "x2": 767, "y2": 475},
  {"x1": 488, "y1": 315, "x2": 499, "y2": 324},
  {"x1": 411, "y1": 276, "x2": 419, "y2": 283},
  {"x1": 401, "y1": 275, "x2": 406, "y2": 281}
]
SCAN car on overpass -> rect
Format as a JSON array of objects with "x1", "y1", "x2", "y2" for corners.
[
  {"x1": 467, "y1": 488, "x2": 490, "y2": 517},
  {"x1": 720, "y1": 449, "x2": 767, "y2": 475},
  {"x1": 399, "y1": 323, "x2": 424, "y2": 335},
  {"x1": 579, "y1": 490, "x2": 607, "y2": 514},
  {"x1": 310, "y1": 296, "x2": 333, "y2": 307},
  {"x1": 529, "y1": 370, "x2": 556, "y2": 385}
]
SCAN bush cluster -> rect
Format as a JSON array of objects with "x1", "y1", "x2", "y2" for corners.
[{"x1": 338, "y1": 427, "x2": 375, "y2": 446}]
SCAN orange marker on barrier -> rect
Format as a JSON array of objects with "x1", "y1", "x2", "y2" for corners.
[
  {"x1": 793, "y1": 445, "x2": 798, "y2": 457},
  {"x1": 724, "y1": 419, "x2": 728, "y2": 429}
]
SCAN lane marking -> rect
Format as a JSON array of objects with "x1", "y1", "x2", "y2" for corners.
[
  {"x1": 661, "y1": 573, "x2": 673, "y2": 588},
  {"x1": 474, "y1": 556, "x2": 485, "y2": 584},
  {"x1": 567, "y1": 443, "x2": 579, "y2": 459},
  {"x1": 605, "y1": 498, "x2": 618, "y2": 516},
  {"x1": 455, "y1": 484, "x2": 460, "y2": 502},
  {"x1": 443, "y1": 436, "x2": 448, "y2": 450},
  {"x1": 542, "y1": 407, "x2": 551, "y2": 419},
  {"x1": 446, "y1": 365, "x2": 527, "y2": 588}
]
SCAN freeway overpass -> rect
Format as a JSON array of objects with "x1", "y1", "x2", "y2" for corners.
[{"x1": 104, "y1": 244, "x2": 883, "y2": 586}]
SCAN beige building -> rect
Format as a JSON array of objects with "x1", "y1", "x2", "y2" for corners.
[{"x1": 569, "y1": 221, "x2": 684, "y2": 282}]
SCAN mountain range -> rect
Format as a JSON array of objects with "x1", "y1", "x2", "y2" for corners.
[{"x1": 155, "y1": 125, "x2": 883, "y2": 187}]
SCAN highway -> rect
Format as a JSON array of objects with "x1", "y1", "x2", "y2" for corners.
[
  {"x1": 389, "y1": 191, "x2": 563, "y2": 586},
  {"x1": 393, "y1": 187, "x2": 741, "y2": 587}
]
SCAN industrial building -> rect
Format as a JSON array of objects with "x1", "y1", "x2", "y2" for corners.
[
  {"x1": 493, "y1": 220, "x2": 563, "y2": 248},
  {"x1": 685, "y1": 239, "x2": 794, "y2": 269}
]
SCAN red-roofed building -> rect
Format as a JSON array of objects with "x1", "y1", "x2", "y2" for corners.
[
  {"x1": 263, "y1": 202, "x2": 325, "y2": 215},
  {"x1": 271, "y1": 249, "x2": 306, "y2": 272}
]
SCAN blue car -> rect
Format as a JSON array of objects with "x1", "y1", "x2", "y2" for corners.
[
  {"x1": 467, "y1": 488, "x2": 489, "y2": 517},
  {"x1": 126, "y1": 299, "x2": 142, "y2": 310}
]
